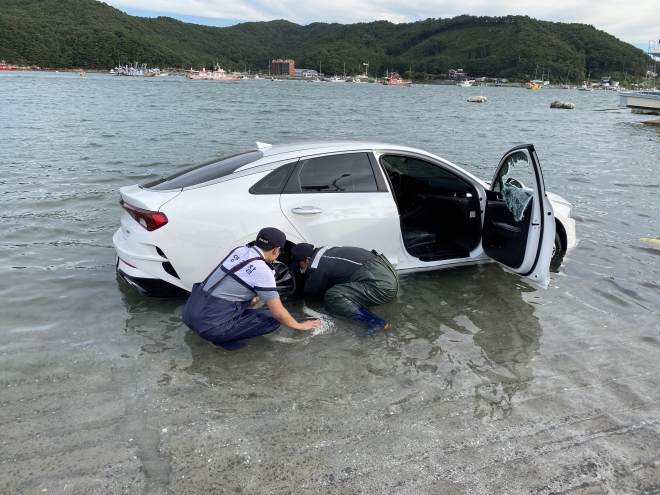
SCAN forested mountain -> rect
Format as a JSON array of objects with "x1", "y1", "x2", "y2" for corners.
[{"x1": 0, "y1": 0, "x2": 649, "y2": 82}]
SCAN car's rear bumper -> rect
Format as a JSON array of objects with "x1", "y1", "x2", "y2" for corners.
[
  {"x1": 113, "y1": 225, "x2": 189, "y2": 297},
  {"x1": 117, "y1": 267, "x2": 189, "y2": 298}
]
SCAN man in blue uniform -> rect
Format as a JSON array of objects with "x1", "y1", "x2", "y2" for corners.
[
  {"x1": 289, "y1": 244, "x2": 399, "y2": 335},
  {"x1": 183, "y1": 228, "x2": 321, "y2": 351}
]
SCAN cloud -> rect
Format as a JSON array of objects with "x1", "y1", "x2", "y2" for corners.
[{"x1": 106, "y1": 0, "x2": 659, "y2": 46}]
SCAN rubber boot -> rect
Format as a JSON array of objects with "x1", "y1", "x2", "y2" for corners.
[{"x1": 350, "y1": 307, "x2": 389, "y2": 337}]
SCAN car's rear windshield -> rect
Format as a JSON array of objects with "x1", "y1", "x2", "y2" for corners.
[{"x1": 141, "y1": 150, "x2": 263, "y2": 190}]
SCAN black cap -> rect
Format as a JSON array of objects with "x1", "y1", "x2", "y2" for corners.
[
  {"x1": 289, "y1": 243, "x2": 315, "y2": 272},
  {"x1": 256, "y1": 227, "x2": 286, "y2": 248}
]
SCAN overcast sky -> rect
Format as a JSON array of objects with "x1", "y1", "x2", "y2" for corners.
[{"x1": 109, "y1": 0, "x2": 658, "y2": 49}]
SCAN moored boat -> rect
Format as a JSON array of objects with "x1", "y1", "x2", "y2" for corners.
[
  {"x1": 0, "y1": 60, "x2": 16, "y2": 71},
  {"x1": 578, "y1": 81, "x2": 594, "y2": 91},
  {"x1": 382, "y1": 72, "x2": 410, "y2": 86},
  {"x1": 187, "y1": 65, "x2": 238, "y2": 81},
  {"x1": 525, "y1": 82, "x2": 541, "y2": 90}
]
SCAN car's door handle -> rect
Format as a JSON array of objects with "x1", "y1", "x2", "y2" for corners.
[{"x1": 291, "y1": 206, "x2": 323, "y2": 214}]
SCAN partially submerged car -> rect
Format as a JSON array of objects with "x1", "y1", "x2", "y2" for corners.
[{"x1": 113, "y1": 141, "x2": 576, "y2": 297}]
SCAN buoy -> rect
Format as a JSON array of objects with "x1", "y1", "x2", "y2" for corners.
[
  {"x1": 467, "y1": 96, "x2": 487, "y2": 103},
  {"x1": 550, "y1": 101, "x2": 574, "y2": 109}
]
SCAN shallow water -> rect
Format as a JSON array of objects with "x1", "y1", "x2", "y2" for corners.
[{"x1": 1, "y1": 72, "x2": 660, "y2": 494}]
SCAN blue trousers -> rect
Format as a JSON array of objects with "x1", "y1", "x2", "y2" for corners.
[{"x1": 182, "y1": 284, "x2": 280, "y2": 347}]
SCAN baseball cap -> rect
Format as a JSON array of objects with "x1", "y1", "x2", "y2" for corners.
[
  {"x1": 256, "y1": 227, "x2": 286, "y2": 248},
  {"x1": 288, "y1": 243, "x2": 315, "y2": 272}
]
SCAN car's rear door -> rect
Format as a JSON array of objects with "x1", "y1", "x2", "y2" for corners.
[
  {"x1": 481, "y1": 145, "x2": 555, "y2": 288},
  {"x1": 279, "y1": 151, "x2": 401, "y2": 265}
]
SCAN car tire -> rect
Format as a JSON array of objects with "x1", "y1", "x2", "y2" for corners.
[{"x1": 551, "y1": 231, "x2": 563, "y2": 261}]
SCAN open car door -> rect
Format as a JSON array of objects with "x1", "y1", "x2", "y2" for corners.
[{"x1": 481, "y1": 144, "x2": 555, "y2": 288}]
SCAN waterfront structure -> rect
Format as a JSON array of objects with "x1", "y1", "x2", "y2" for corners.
[
  {"x1": 449, "y1": 69, "x2": 467, "y2": 81},
  {"x1": 270, "y1": 59, "x2": 295, "y2": 76},
  {"x1": 294, "y1": 69, "x2": 318, "y2": 78}
]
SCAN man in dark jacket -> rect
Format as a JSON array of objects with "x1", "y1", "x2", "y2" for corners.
[{"x1": 288, "y1": 244, "x2": 399, "y2": 335}]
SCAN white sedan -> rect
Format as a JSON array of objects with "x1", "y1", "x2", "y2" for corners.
[{"x1": 113, "y1": 141, "x2": 576, "y2": 297}]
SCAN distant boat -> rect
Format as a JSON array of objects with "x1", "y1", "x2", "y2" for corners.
[
  {"x1": 382, "y1": 72, "x2": 411, "y2": 86},
  {"x1": 525, "y1": 82, "x2": 542, "y2": 90},
  {"x1": 253, "y1": 75, "x2": 261, "y2": 79},
  {"x1": 0, "y1": 60, "x2": 16, "y2": 71},
  {"x1": 187, "y1": 65, "x2": 238, "y2": 81},
  {"x1": 328, "y1": 75, "x2": 344, "y2": 83},
  {"x1": 456, "y1": 80, "x2": 473, "y2": 87},
  {"x1": 578, "y1": 81, "x2": 593, "y2": 91}
]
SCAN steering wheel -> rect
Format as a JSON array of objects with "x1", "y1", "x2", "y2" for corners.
[
  {"x1": 505, "y1": 177, "x2": 525, "y2": 189},
  {"x1": 388, "y1": 171, "x2": 402, "y2": 193}
]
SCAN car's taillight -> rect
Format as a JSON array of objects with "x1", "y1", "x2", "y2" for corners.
[{"x1": 120, "y1": 199, "x2": 168, "y2": 231}]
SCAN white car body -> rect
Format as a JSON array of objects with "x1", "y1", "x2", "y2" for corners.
[{"x1": 113, "y1": 141, "x2": 576, "y2": 297}]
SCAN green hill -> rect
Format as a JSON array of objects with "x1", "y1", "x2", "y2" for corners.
[{"x1": 0, "y1": 0, "x2": 649, "y2": 82}]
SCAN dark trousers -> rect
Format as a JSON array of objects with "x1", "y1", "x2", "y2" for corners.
[
  {"x1": 182, "y1": 287, "x2": 280, "y2": 345},
  {"x1": 324, "y1": 256, "x2": 399, "y2": 316}
]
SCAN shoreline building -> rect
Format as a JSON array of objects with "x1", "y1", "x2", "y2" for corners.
[
  {"x1": 270, "y1": 59, "x2": 295, "y2": 76},
  {"x1": 449, "y1": 69, "x2": 467, "y2": 81}
]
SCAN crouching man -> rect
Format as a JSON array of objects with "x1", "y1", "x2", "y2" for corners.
[
  {"x1": 289, "y1": 244, "x2": 399, "y2": 335},
  {"x1": 183, "y1": 228, "x2": 321, "y2": 351}
]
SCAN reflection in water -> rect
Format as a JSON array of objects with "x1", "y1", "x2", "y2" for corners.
[
  {"x1": 389, "y1": 264, "x2": 542, "y2": 420},
  {"x1": 118, "y1": 275, "x2": 186, "y2": 355},
  {"x1": 117, "y1": 264, "x2": 543, "y2": 421}
]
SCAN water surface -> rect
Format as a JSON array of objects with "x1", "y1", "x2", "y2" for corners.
[{"x1": 1, "y1": 72, "x2": 660, "y2": 494}]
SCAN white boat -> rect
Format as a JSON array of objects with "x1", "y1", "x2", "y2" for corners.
[
  {"x1": 456, "y1": 80, "x2": 472, "y2": 87},
  {"x1": 578, "y1": 81, "x2": 593, "y2": 91},
  {"x1": 619, "y1": 90, "x2": 660, "y2": 111},
  {"x1": 253, "y1": 75, "x2": 261, "y2": 80},
  {"x1": 328, "y1": 75, "x2": 344, "y2": 83}
]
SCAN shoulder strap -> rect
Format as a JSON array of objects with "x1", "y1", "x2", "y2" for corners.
[{"x1": 203, "y1": 256, "x2": 260, "y2": 293}]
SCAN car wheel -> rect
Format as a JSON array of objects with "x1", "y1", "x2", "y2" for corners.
[
  {"x1": 551, "y1": 231, "x2": 563, "y2": 261},
  {"x1": 273, "y1": 260, "x2": 297, "y2": 297}
]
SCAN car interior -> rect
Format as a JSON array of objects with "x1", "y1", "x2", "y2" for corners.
[{"x1": 380, "y1": 155, "x2": 482, "y2": 261}]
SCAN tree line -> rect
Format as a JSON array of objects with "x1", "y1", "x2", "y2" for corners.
[{"x1": 0, "y1": 0, "x2": 650, "y2": 82}]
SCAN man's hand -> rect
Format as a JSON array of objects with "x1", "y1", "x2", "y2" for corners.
[
  {"x1": 296, "y1": 319, "x2": 322, "y2": 331},
  {"x1": 251, "y1": 296, "x2": 260, "y2": 305},
  {"x1": 265, "y1": 298, "x2": 322, "y2": 331}
]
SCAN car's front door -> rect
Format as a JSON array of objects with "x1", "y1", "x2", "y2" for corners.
[
  {"x1": 481, "y1": 145, "x2": 555, "y2": 288},
  {"x1": 279, "y1": 152, "x2": 400, "y2": 265}
]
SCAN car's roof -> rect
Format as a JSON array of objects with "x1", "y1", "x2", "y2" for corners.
[{"x1": 258, "y1": 140, "x2": 423, "y2": 158}]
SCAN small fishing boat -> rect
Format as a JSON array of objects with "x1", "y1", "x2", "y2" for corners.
[
  {"x1": 525, "y1": 82, "x2": 541, "y2": 90},
  {"x1": 382, "y1": 72, "x2": 411, "y2": 86},
  {"x1": 456, "y1": 80, "x2": 473, "y2": 87},
  {"x1": 578, "y1": 81, "x2": 594, "y2": 91},
  {"x1": 0, "y1": 60, "x2": 16, "y2": 71}
]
